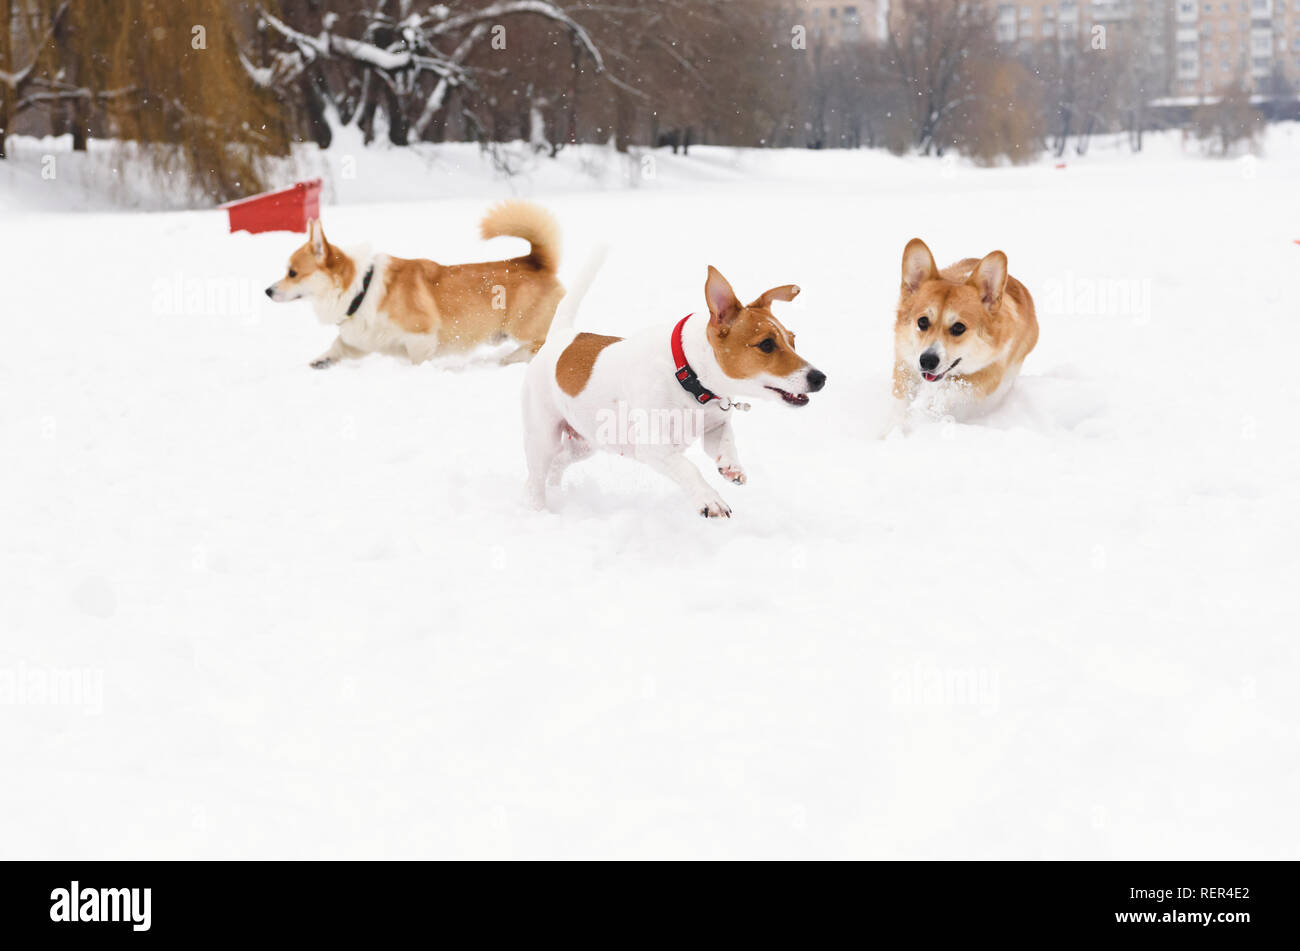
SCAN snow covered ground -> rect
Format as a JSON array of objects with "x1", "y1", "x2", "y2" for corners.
[{"x1": 2, "y1": 128, "x2": 1299, "y2": 859}]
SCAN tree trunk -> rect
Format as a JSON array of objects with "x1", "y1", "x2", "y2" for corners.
[
  {"x1": 430, "y1": 103, "x2": 447, "y2": 144},
  {"x1": 566, "y1": 34, "x2": 580, "y2": 145},
  {"x1": 614, "y1": 86, "x2": 634, "y2": 153},
  {"x1": 0, "y1": 92, "x2": 9, "y2": 160},
  {"x1": 70, "y1": 98, "x2": 88, "y2": 151},
  {"x1": 302, "y1": 72, "x2": 333, "y2": 149},
  {"x1": 1076, "y1": 116, "x2": 1095, "y2": 156},
  {"x1": 1054, "y1": 107, "x2": 1072, "y2": 157},
  {"x1": 0, "y1": 0, "x2": 12, "y2": 160},
  {"x1": 383, "y1": 82, "x2": 407, "y2": 145}
]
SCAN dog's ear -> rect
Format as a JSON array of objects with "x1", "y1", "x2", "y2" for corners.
[
  {"x1": 308, "y1": 218, "x2": 328, "y2": 262},
  {"x1": 750, "y1": 284, "x2": 800, "y2": 309},
  {"x1": 704, "y1": 266, "x2": 743, "y2": 333},
  {"x1": 901, "y1": 239, "x2": 938, "y2": 295},
  {"x1": 967, "y1": 251, "x2": 1008, "y2": 313}
]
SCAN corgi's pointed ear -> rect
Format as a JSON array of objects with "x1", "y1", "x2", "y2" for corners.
[
  {"x1": 750, "y1": 284, "x2": 800, "y2": 309},
  {"x1": 705, "y1": 266, "x2": 743, "y2": 333},
  {"x1": 308, "y1": 218, "x2": 328, "y2": 261},
  {"x1": 967, "y1": 251, "x2": 1008, "y2": 313},
  {"x1": 901, "y1": 239, "x2": 938, "y2": 295}
]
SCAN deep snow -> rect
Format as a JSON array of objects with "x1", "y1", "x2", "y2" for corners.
[{"x1": 2, "y1": 129, "x2": 1299, "y2": 859}]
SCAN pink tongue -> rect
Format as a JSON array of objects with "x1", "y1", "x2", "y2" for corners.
[{"x1": 924, "y1": 372, "x2": 937, "y2": 381}]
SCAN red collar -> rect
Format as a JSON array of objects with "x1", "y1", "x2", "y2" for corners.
[{"x1": 671, "y1": 314, "x2": 722, "y2": 405}]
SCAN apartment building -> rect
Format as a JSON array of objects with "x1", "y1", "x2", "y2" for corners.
[
  {"x1": 1170, "y1": 0, "x2": 1300, "y2": 95},
  {"x1": 863, "y1": 0, "x2": 1299, "y2": 96},
  {"x1": 992, "y1": 0, "x2": 1086, "y2": 45},
  {"x1": 796, "y1": 0, "x2": 889, "y2": 45},
  {"x1": 988, "y1": 3, "x2": 1171, "y2": 67},
  {"x1": 981, "y1": 1, "x2": 1299, "y2": 96}
]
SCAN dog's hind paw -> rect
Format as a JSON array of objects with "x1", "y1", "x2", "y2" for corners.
[
  {"x1": 309, "y1": 358, "x2": 334, "y2": 370},
  {"x1": 718, "y1": 465, "x2": 747, "y2": 485}
]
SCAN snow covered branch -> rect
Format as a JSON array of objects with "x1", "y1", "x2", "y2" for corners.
[
  {"x1": 16, "y1": 82, "x2": 133, "y2": 113},
  {"x1": 246, "y1": 1, "x2": 630, "y2": 146},
  {"x1": 412, "y1": 23, "x2": 488, "y2": 140},
  {"x1": 427, "y1": 1, "x2": 605, "y2": 72}
]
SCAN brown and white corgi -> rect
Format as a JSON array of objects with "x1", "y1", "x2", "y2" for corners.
[
  {"x1": 523, "y1": 266, "x2": 826, "y2": 518},
  {"x1": 891, "y1": 238, "x2": 1038, "y2": 421},
  {"x1": 265, "y1": 200, "x2": 564, "y2": 368}
]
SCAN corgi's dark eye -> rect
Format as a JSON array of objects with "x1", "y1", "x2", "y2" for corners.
[
  {"x1": 288, "y1": 269, "x2": 297, "y2": 278},
  {"x1": 917, "y1": 316, "x2": 930, "y2": 331},
  {"x1": 758, "y1": 338, "x2": 777, "y2": 354},
  {"x1": 950, "y1": 323, "x2": 966, "y2": 336}
]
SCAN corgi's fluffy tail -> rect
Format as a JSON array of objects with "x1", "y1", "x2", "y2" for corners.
[
  {"x1": 550, "y1": 242, "x2": 609, "y2": 332},
  {"x1": 481, "y1": 200, "x2": 561, "y2": 273}
]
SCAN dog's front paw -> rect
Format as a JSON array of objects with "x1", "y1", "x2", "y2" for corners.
[
  {"x1": 698, "y1": 496, "x2": 732, "y2": 519},
  {"x1": 309, "y1": 357, "x2": 334, "y2": 370},
  {"x1": 717, "y1": 464, "x2": 747, "y2": 485}
]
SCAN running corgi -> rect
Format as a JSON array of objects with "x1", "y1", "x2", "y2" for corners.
[
  {"x1": 265, "y1": 201, "x2": 564, "y2": 368},
  {"x1": 892, "y1": 238, "x2": 1038, "y2": 420}
]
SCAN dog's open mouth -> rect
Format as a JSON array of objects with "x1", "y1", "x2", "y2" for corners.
[
  {"x1": 922, "y1": 358, "x2": 961, "y2": 383},
  {"x1": 766, "y1": 386, "x2": 810, "y2": 407}
]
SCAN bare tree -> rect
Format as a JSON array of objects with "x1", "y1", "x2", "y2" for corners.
[
  {"x1": 884, "y1": 0, "x2": 996, "y2": 155},
  {"x1": 1108, "y1": 4, "x2": 1171, "y2": 153},
  {"x1": 1029, "y1": 33, "x2": 1114, "y2": 158},
  {"x1": 567, "y1": 0, "x2": 724, "y2": 152},
  {"x1": 947, "y1": 56, "x2": 1045, "y2": 165},
  {"x1": 1192, "y1": 81, "x2": 1264, "y2": 156}
]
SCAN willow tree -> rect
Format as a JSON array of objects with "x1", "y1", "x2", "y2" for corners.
[
  {"x1": 2, "y1": 1, "x2": 291, "y2": 198},
  {"x1": 93, "y1": 0, "x2": 292, "y2": 199},
  {"x1": 1, "y1": 0, "x2": 74, "y2": 159}
]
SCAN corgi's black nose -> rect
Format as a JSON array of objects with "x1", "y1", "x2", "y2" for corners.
[
  {"x1": 264, "y1": 287, "x2": 275, "y2": 298},
  {"x1": 806, "y1": 369, "x2": 826, "y2": 392},
  {"x1": 919, "y1": 350, "x2": 940, "y2": 372}
]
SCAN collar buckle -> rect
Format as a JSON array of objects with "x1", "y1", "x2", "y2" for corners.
[{"x1": 670, "y1": 314, "x2": 724, "y2": 407}]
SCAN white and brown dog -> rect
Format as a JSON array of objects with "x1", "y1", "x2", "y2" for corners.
[
  {"x1": 891, "y1": 238, "x2": 1038, "y2": 423},
  {"x1": 523, "y1": 266, "x2": 826, "y2": 518},
  {"x1": 265, "y1": 200, "x2": 564, "y2": 368}
]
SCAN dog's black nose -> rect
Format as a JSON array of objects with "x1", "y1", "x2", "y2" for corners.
[
  {"x1": 806, "y1": 369, "x2": 826, "y2": 392},
  {"x1": 919, "y1": 350, "x2": 940, "y2": 372},
  {"x1": 265, "y1": 287, "x2": 275, "y2": 298}
]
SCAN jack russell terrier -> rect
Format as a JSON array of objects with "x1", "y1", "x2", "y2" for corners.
[
  {"x1": 523, "y1": 266, "x2": 826, "y2": 518},
  {"x1": 265, "y1": 200, "x2": 564, "y2": 368}
]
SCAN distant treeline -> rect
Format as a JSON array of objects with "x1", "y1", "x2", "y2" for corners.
[{"x1": 0, "y1": 0, "x2": 1277, "y2": 199}]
